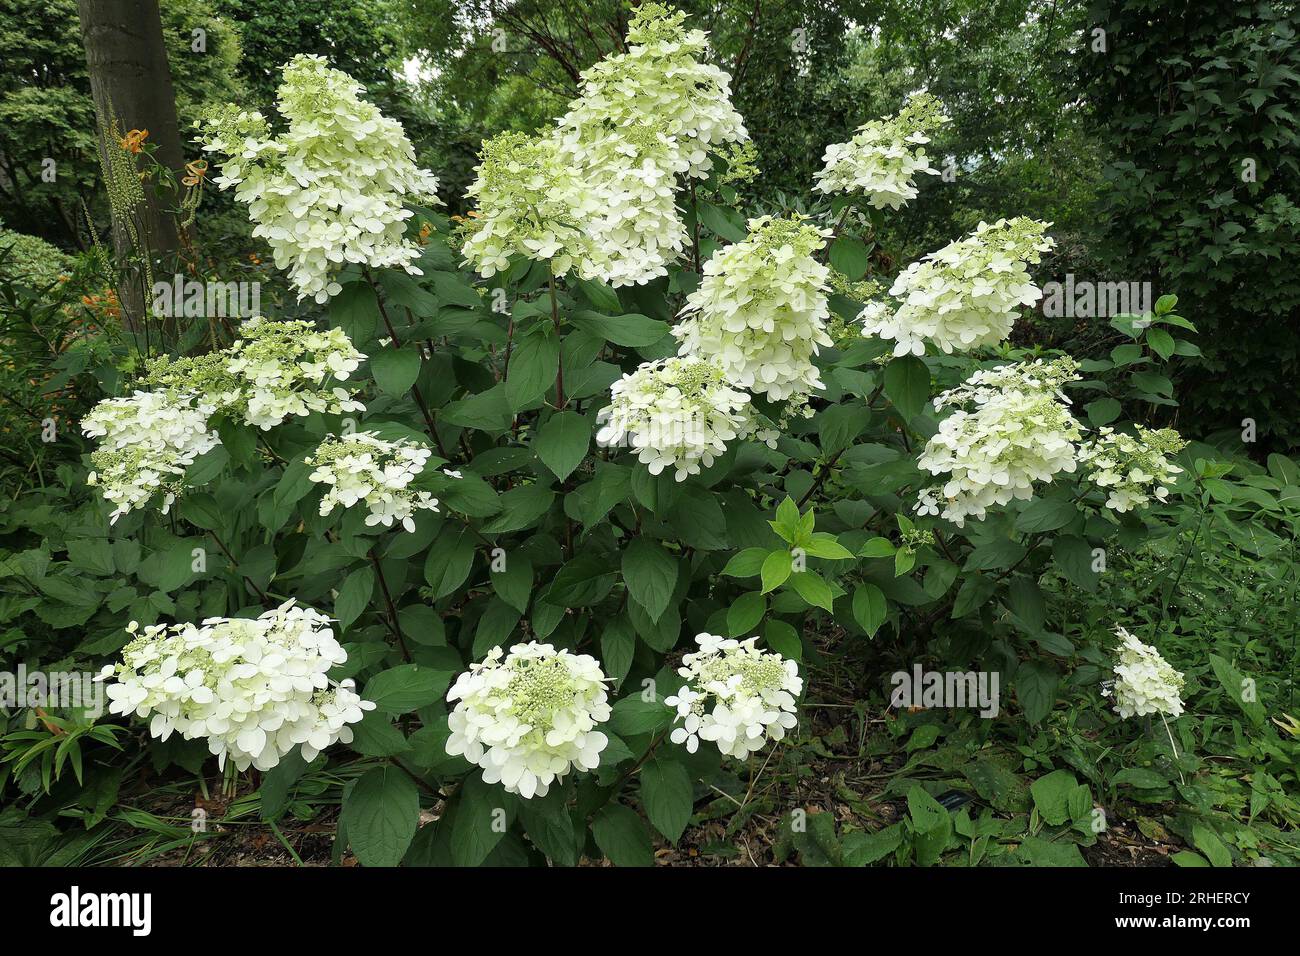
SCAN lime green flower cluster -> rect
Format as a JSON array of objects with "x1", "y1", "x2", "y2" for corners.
[
  {"x1": 815, "y1": 92, "x2": 949, "y2": 208},
  {"x1": 595, "y1": 356, "x2": 776, "y2": 481},
  {"x1": 144, "y1": 319, "x2": 365, "y2": 430},
  {"x1": 200, "y1": 55, "x2": 441, "y2": 303},
  {"x1": 917, "y1": 358, "x2": 1084, "y2": 526},
  {"x1": 462, "y1": 4, "x2": 748, "y2": 286},
  {"x1": 459, "y1": 132, "x2": 604, "y2": 281},
  {"x1": 674, "y1": 215, "x2": 833, "y2": 405},
  {"x1": 1079, "y1": 425, "x2": 1186, "y2": 513}
]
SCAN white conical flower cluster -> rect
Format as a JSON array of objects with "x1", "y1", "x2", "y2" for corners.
[
  {"x1": 1079, "y1": 425, "x2": 1186, "y2": 513},
  {"x1": 307, "y1": 431, "x2": 443, "y2": 532},
  {"x1": 1103, "y1": 627, "x2": 1185, "y2": 719},
  {"x1": 664, "y1": 633, "x2": 802, "y2": 759},
  {"x1": 83, "y1": 390, "x2": 221, "y2": 523},
  {"x1": 862, "y1": 217, "x2": 1054, "y2": 356},
  {"x1": 673, "y1": 215, "x2": 833, "y2": 403},
  {"x1": 201, "y1": 55, "x2": 441, "y2": 303},
  {"x1": 595, "y1": 215, "x2": 827, "y2": 480},
  {"x1": 915, "y1": 358, "x2": 1083, "y2": 526},
  {"x1": 552, "y1": 3, "x2": 747, "y2": 285},
  {"x1": 814, "y1": 92, "x2": 949, "y2": 209},
  {"x1": 444, "y1": 642, "x2": 612, "y2": 799},
  {"x1": 461, "y1": 4, "x2": 747, "y2": 286},
  {"x1": 596, "y1": 356, "x2": 776, "y2": 481},
  {"x1": 96, "y1": 600, "x2": 375, "y2": 771}
]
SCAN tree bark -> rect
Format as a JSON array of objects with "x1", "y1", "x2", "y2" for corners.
[{"x1": 77, "y1": 0, "x2": 185, "y2": 328}]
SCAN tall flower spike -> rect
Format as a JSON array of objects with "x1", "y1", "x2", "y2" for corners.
[
  {"x1": 200, "y1": 55, "x2": 440, "y2": 303},
  {"x1": 815, "y1": 92, "x2": 949, "y2": 209},
  {"x1": 862, "y1": 217, "x2": 1054, "y2": 356},
  {"x1": 552, "y1": 3, "x2": 748, "y2": 285},
  {"x1": 916, "y1": 358, "x2": 1082, "y2": 526},
  {"x1": 445, "y1": 643, "x2": 612, "y2": 798},
  {"x1": 673, "y1": 215, "x2": 833, "y2": 405},
  {"x1": 459, "y1": 131, "x2": 605, "y2": 281}
]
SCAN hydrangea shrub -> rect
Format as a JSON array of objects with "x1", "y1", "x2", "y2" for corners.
[{"x1": 76, "y1": 4, "x2": 1206, "y2": 867}]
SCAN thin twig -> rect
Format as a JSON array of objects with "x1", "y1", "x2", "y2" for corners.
[{"x1": 369, "y1": 548, "x2": 411, "y2": 662}]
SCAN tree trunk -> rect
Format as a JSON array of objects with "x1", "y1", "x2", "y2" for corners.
[{"x1": 77, "y1": 0, "x2": 185, "y2": 329}]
